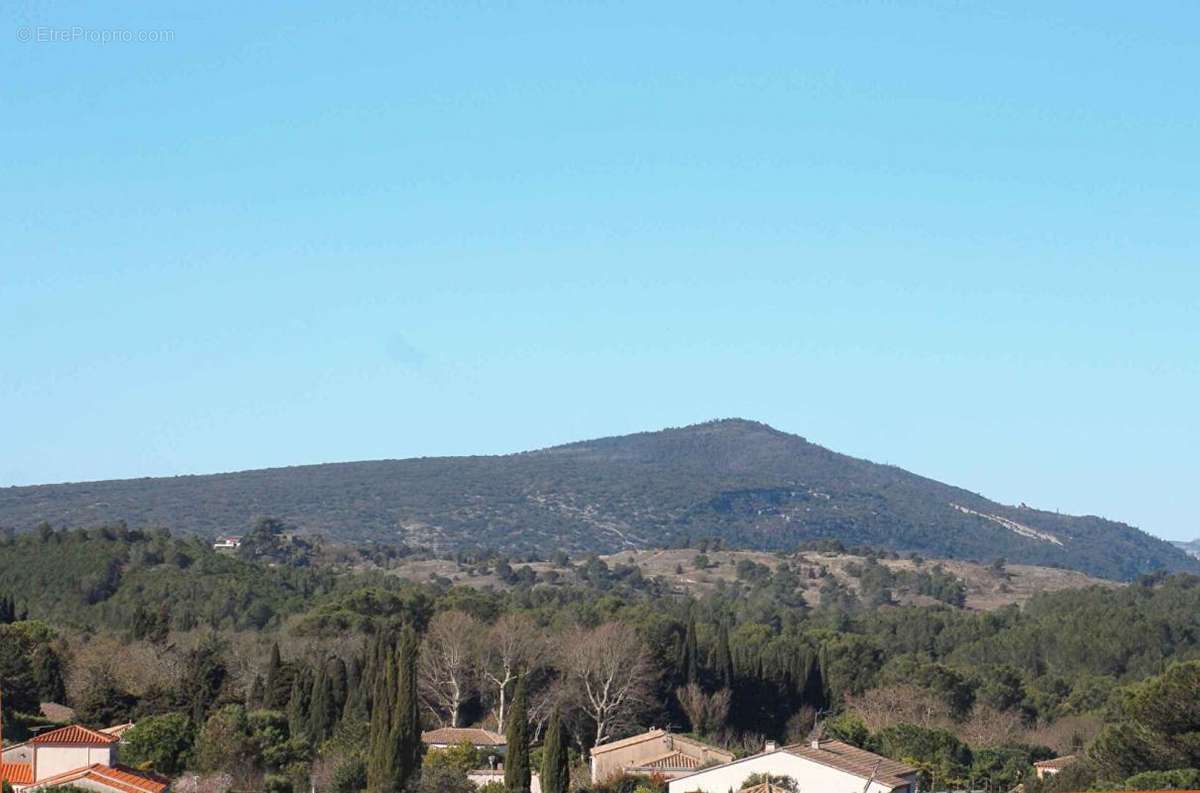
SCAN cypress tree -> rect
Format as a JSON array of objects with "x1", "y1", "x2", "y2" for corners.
[
  {"x1": 367, "y1": 643, "x2": 397, "y2": 793},
  {"x1": 329, "y1": 656, "x2": 349, "y2": 719},
  {"x1": 287, "y1": 669, "x2": 313, "y2": 742},
  {"x1": 715, "y1": 621, "x2": 735, "y2": 690},
  {"x1": 393, "y1": 627, "x2": 422, "y2": 791},
  {"x1": 540, "y1": 706, "x2": 569, "y2": 793},
  {"x1": 680, "y1": 612, "x2": 699, "y2": 686},
  {"x1": 307, "y1": 661, "x2": 333, "y2": 742},
  {"x1": 344, "y1": 653, "x2": 367, "y2": 722},
  {"x1": 264, "y1": 642, "x2": 286, "y2": 708},
  {"x1": 504, "y1": 677, "x2": 531, "y2": 793},
  {"x1": 248, "y1": 674, "x2": 265, "y2": 709}
]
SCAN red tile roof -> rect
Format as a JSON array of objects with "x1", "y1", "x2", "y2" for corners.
[
  {"x1": 0, "y1": 762, "x2": 34, "y2": 785},
  {"x1": 631, "y1": 750, "x2": 703, "y2": 771},
  {"x1": 30, "y1": 763, "x2": 169, "y2": 793},
  {"x1": 29, "y1": 723, "x2": 120, "y2": 745},
  {"x1": 422, "y1": 727, "x2": 507, "y2": 747}
]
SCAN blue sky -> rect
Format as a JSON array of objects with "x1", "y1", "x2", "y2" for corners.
[{"x1": 2, "y1": 2, "x2": 1196, "y2": 540}]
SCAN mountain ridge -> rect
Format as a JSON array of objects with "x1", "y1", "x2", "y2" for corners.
[{"x1": 1, "y1": 418, "x2": 1194, "y2": 581}]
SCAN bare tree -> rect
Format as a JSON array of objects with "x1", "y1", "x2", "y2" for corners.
[
  {"x1": 676, "y1": 683, "x2": 731, "y2": 736},
  {"x1": 843, "y1": 685, "x2": 953, "y2": 733},
  {"x1": 419, "y1": 610, "x2": 480, "y2": 727},
  {"x1": 560, "y1": 622, "x2": 653, "y2": 746},
  {"x1": 958, "y1": 703, "x2": 1023, "y2": 747},
  {"x1": 477, "y1": 613, "x2": 546, "y2": 732}
]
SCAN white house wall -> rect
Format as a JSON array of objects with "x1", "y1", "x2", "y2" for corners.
[
  {"x1": 34, "y1": 745, "x2": 114, "y2": 781},
  {"x1": 667, "y1": 751, "x2": 911, "y2": 793}
]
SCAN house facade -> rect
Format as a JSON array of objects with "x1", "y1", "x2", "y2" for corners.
[
  {"x1": 666, "y1": 739, "x2": 917, "y2": 793},
  {"x1": 590, "y1": 729, "x2": 734, "y2": 784},
  {"x1": 0, "y1": 724, "x2": 168, "y2": 793}
]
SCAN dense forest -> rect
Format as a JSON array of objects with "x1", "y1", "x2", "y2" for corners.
[
  {"x1": 4, "y1": 525, "x2": 1200, "y2": 792},
  {"x1": 2, "y1": 420, "x2": 1193, "y2": 581}
]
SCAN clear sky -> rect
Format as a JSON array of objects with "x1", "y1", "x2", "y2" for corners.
[{"x1": 2, "y1": 2, "x2": 1196, "y2": 540}]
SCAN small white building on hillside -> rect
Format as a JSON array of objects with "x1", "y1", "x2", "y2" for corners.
[{"x1": 666, "y1": 739, "x2": 917, "y2": 793}]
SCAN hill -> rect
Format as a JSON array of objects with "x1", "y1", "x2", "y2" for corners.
[
  {"x1": 1, "y1": 419, "x2": 1194, "y2": 580},
  {"x1": 1174, "y1": 539, "x2": 1200, "y2": 559}
]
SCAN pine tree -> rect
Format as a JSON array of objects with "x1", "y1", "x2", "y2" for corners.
[
  {"x1": 393, "y1": 628, "x2": 422, "y2": 791},
  {"x1": 505, "y1": 677, "x2": 531, "y2": 793},
  {"x1": 540, "y1": 707, "x2": 570, "y2": 793}
]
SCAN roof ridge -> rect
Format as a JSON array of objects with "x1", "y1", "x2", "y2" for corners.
[{"x1": 30, "y1": 724, "x2": 120, "y2": 745}]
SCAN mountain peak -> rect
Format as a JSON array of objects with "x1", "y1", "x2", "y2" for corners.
[{"x1": 0, "y1": 421, "x2": 1194, "y2": 581}]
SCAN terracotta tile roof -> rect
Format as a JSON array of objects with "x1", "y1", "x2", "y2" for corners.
[
  {"x1": 782, "y1": 740, "x2": 917, "y2": 788},
  {"x1": 29, "y1": 763, "x2": 169, "y2": 793},
  {"x1": 30, "y1": 723, "x2": 120, "y2": 745},
  {"x1": 591, "y1": 728, "x2": 734, "y2": 762},
  {"x1": 1034, "y1": 755, "x2": 1077, "y2": 770},
  {"x1": 0, "y1": 762, "x2": 34, "y2": 785},
  {"x1": 632, "y1": 750, "x2": 702, "y2": 771},
  {"x1": 592, "y1": 728, "x2": 669, "y2": 755},
  {"x1": 422, "y1": 727, "x2": 507, "y2": 746}
]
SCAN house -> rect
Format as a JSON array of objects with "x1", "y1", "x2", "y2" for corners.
[
  {"x1": 422, "y1": 726, "x2": 507, "y2": 755},
  {"x1": 666, "y1": 738, "x2": 918, "y2": 793},
  {"x1": 590, "y1": 728, "x2": 735, "y2": 783},
  {"x1": 212, "y1": 536, "x2": 242, "y2": 551},
  {"x1": 0, "y1": 723, "x2": 169, "y2": 792},
  {"x1": 1034, "y1": 755, "x2": 1076, "y2": 780},
  {"x1": 467, "y1": 768, "x2": 543, "y2": 793}
]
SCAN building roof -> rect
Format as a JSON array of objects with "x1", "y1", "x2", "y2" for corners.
[
  {"x1": 422, "y1": 727, "x2": 507, "y2": 747},
  {"x1": 102, "y1": 722, "x2": 137, "y2": 739},
  {"x1": 1034, "y1": 755, "x2": 1077, "y2": 770},
  {"x1": 591, "y1": 728, "x2": 733, "y2": 761},
  {"x1": 29, "y1": 724, "x2": 121, "y2": 746},
  {"x1": 632, "y1": 749, "x2": 704, "y2": 771},
  {"x1": 0, "y1": 762, "x2": 34, "y2": 786},
  {"x1": 782, "y1": 740, "x2": 917, "y2": 788},
  {"x1": 29, "y1": 763, "x2": 169, "y2": 793}
]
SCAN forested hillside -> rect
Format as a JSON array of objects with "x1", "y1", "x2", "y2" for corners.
[
  {"x1": 1, "y1": 420, "x2": 1193, "y2": 580},
  {"x1": 5, "y1": 527, "x2": 1200, "y2": 793}
]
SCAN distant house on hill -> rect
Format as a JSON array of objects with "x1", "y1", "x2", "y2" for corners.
[
  {"x1": 665, "y1": 738, "x2": 917, "y2": 793},
  {"x1": 590, "y1": 728, "x2": 734, "y2": 784},
  {"x1": 1034, "y1": 755, "x2": 1076, "y2": 780},
  {"x1": 212, "y1": 536, "x2": 242, "y2": 551},
  {"x1": 0, "y1": 723, "x2": 169, "y2": 792}
]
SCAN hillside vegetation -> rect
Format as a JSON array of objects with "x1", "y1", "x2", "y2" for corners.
[
  {"x1": 1, "y1": 420, "x2": 1193, "y2": 580},
  {"x1": 6, "y1": 526, "x2": 1200, "y2": 793}
]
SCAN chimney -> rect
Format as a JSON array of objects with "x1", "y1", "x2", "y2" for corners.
[{"x1": 764, "y1": 740, "x2": 777, "y2": 753}]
